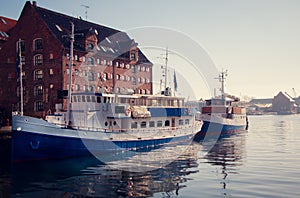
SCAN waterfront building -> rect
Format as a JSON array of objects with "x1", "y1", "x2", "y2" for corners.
[
  {"x1": 272, "y1": 91, "x2": 297, "y2": 114},
  {"x1": 0, "y1": 1, "x2": 153, "y2": 120}
]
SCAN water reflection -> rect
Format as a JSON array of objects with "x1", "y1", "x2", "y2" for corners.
[
  {"x1": 11, "y1": 143, "x2": 201, "y2": 197},
  {"x1": 200, "y1": 132, "x2": 246, "y2": 196},
  {"x1": 8, "y1": 132, "x2": 247, "y2": 197}
]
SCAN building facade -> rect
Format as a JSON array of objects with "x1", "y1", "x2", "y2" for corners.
[
  {"x1": 272, "y1": 92, "x2": 297, "y2": 114},
  {"x1": 0, "y1": 1, "x2": 153, "y2": 120}
]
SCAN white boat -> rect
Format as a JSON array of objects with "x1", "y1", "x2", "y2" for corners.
[
  {"x1": 11, "y1": 25, "x2": 202, "y2": 162},
  {"x1": 195, "y1": 71, "x2": 248, "y2": 139}
]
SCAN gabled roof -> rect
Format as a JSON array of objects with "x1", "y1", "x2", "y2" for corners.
[
  {"x1": 0, "y1": 16, "x2": 17, "y2": 41},
  {"x1": 249, "y1": 98, "x2": 273, "y2": 104},
  {"x1": 28, "y1": 1, "x2": 151, "y2": 64},
  {"x1": 276, "y1": 91, "x2": 295, "y2": 102}
]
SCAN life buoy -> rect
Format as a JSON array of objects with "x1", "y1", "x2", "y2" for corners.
[
  {"x1": 125, "y1": 108, "x2": 131, "y2": 116},
  {"x1": 30, "y1": 140, "x2": 40, "y2": 150}
]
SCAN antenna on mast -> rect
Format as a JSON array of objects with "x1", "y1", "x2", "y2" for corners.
[{"x1": 81, "y1": 4, "x2": 89, "y2": 20}]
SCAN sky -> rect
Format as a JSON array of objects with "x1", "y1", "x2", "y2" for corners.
[{"x1": 1, "y1": 0, "x2": 300, "y2": 99}]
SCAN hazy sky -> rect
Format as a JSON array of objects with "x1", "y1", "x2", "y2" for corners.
[{"x1": 1, "y1": 0, "x2": 300, "y2": 99}]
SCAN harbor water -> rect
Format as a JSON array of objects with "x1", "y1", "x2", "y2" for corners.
[{"x1": 1, "y1": 114, "x2": 300, "y2": 197}]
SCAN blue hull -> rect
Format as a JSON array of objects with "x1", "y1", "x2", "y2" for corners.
[
  {"x1": 195, "y1": 121, "x2": 246, "y2": 140},
  {"x1": 11, "y1": 130, "x2": 193, "y2": 163}
]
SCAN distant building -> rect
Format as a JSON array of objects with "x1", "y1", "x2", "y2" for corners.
[
  {"x1": 272, "y1": 91, "x2": 297, "y2": 114},
  {"x1": 247, "y1": 98, "x2": 273, "y2": 114},
  {"x1": 0, "y1": 16, "x2": 17, "y2": 49},
  {"x1": 0, "y1": 1, "x2": 153, "y2": 120}
]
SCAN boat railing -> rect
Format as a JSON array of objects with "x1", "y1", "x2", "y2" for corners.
[{"x1": 68, "y1": 122, "x2": 197, "y2": 134}]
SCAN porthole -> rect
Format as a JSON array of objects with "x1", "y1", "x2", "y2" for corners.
[{"x1": 105, "y1": 121, "x2": 108, "y2": 126}]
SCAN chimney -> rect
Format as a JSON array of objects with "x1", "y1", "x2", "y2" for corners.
[{"x1": 32, "y1": 1, "x2": 37, "y2": 7}]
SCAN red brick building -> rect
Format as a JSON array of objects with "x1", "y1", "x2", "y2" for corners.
[{"x1": 0, "y1": 1, "x2": 153, "y2": 120}]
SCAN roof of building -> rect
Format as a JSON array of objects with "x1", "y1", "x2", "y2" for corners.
[
  {"x1": 0, "y1": 16, "x2": 17, "y2": 41},
  {"x1": 249, "y1": 98, "x2": 273, "y2": 104},
  {"x1": 275, "y1": 91, "x2": 295, "y2": 102},
  {"x1": 26, "y1": 1, "x2": 151, "y2": 64}
]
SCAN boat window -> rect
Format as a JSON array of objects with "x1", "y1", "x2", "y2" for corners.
[
  {"x1": 165, "y1": 120, "x2": 170, "y2": 127},
  {"x1": 91, "y1": 96, "x2": 96, "y2": 102},
  {"x1": 86, "y1": 96, "x2": 91, "y2": 102},
  {"x1": 141, "y1": 121, "x2": 147, "y2": 128},
  {"x1": 82, "y1": 96, "x2": 86, "y2": 102},
  {"x1": 77, "y1": 96, "x2": 81, "y2": 102},
  {"x1": 73, "y1": 96, "x2": 77, "y2": 102},
  {"x1": 157, "y1": 121, "x2": 163, "y2": 127},
  {"x1": 185, "y1": 119, "x2": 190, "y2": 125},
  {"x1": 131, "y1": 122, "x2": 138, "y2": 129},
  {"x1": 115, "y1": 106, "x2": 125, "y2": 114},
  {"x1": 97, "y1": 96, "x2": 101, "y2": 103},
  {"x1": 179, "y1": 119, "x2": 184, "y2": 125},
  {"x1": 103, "y1": 97, "x2": 107, "y2": 103},
  {"x1": 149, "y1": 121, "x2": 155, "y2": 127}
]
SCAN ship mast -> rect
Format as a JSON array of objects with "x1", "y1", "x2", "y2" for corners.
[
  {"x1": 66, "y1": 23, "x2": 74, "y2": 126},
  {"x1": 164, "y1": 47, "x2": 168, "y2": 94},
  {"x1": 218, "y1": 70, "x2": 227, "y2": 105},
  {"x1": 18, "y1": 38, "x2": 24, "y2": 116}
]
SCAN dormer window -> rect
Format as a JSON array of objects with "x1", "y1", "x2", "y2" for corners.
[
  {"x1": 33, "y1": 38, "x2": 43, "y2": 51},
  {"x1": 130, "y1": 52, "x2": 136, "y2": 61},
  {"x1": 88, "y1": 43, "x2": 94, "y2": 51}
]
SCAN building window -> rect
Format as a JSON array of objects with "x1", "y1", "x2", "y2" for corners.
[
  {"x1": 75, "y1": 84, "x2": 80, "y2": 91},
  {"x1": 34, "y1": 54, "x2": 43, "y2": 66},
  {"x1": 88, "y1": 57, "x2": 94, "y2": 65},
  {"x1": 97, "y1": 58, "x2": 100, "y2": 64},
  {"x1": 130, "y1": 52, "x2": 136, "y2": 61},
  {"x1": 103, "y1": 59, "x2": 107, "y2": 65},
  {"x1": 49, "y1": 68, "x2": 54, "y2": 75},
  {"x1": 115, "y1": 61, "x2": 119, "y2": 67},
  {"x1": 74, "y1": 55, "x2": 78, "y2": 61},
  {"x1": 116, "y1": 74, "x2": 120, "y2": 80},
  {"x1": 132, "y1": 77, "x2": 136, "y2": 85},
  {"x1": 34, "y1": 85, "x2": 43, "y2": 96},
  {"x1": 88, "y1": 71, "x2": 94, "y2": 81},
  {"x1": 115, "y1": 87, "x2": 120, "y2": 93},
  {"x1": 127, "y1": 76, "x2": 131, "y2": 81},
  {"x1": 33, "y1": 38, "x2": 43, "y2": 51},
  {"x1": 88, "y1": 43, "x2": 94, "y2": 51},
  {"x1": 132, "y1": 65, "x2": 136, "y2": 73},
  {"x1": 34, "y1": 101, "x2": 44, "y2": 112},
  {"x1": 34, "y1": 70, "x2": 43, "y2": 80}
]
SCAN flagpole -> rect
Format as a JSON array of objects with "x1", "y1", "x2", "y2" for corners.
[
  {"x1": 18, "y1": 38, "x2": 24, "y2": 116},
  {"x1": 66, "y1": 22, "x2": 74, "y2": 127}
]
